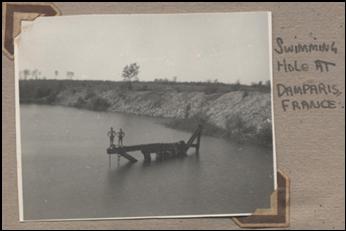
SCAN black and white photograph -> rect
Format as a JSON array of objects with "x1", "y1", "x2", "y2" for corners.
[{"x1": 15, "y1": 12, "x2": 276, "y2": 220}]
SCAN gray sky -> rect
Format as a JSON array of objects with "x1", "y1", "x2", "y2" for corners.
[{"x1": 16, "y1": 12, "x2": 271, "y2": 84}]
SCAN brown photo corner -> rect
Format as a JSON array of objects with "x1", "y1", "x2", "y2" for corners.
[{"x1": 3, "y1": 2, "x2": 345, "y2": 230}]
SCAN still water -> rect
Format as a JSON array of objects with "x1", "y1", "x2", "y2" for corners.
[{"x1": 20, "y1": 104, "x2": 274, "y2": 220}]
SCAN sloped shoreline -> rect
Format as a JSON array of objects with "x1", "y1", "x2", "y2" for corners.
[{"x1": 19, "y1": 80, "x2": 273, "y2": 146}]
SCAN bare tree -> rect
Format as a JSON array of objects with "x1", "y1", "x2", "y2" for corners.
[{"x1": 122, "y1": 63, "x2": 140, "y2": 90}]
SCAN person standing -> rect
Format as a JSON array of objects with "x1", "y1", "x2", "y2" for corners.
[
  {"x1": 117, "y1": 128, "x2": 125, "y2": 146},
  {"x1": 107, "y1": 127, "x2": 116, "y2": 147}
]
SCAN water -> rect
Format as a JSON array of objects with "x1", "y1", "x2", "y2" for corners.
[{"x1": 20, "y1": 104, "x2": 274, "y2": 220}]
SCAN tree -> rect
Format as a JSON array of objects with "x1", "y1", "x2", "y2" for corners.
[
  {"x1": 66, "y1": 71, "x2": 74, "y2": 80},
  {"x1": 265, "y1": 80, "x2": 271, "y2": 87},
  {"x1": 234, "y1": 79, "x2": 241, "y2": 90},
  {"x1": 32, "y1": 69, "x2": 39, "y2": 80},
  {"x1": 23, "y1": 69, "x2": 30, "y2": 80},
  {"x1": 54, "y1": 70, "x2": 59, "y2": 79},
  {"x1": 122, "y1": 63, "x2": 140, "y2": 90}
]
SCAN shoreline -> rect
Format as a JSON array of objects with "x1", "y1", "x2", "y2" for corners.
[
  {"x1": 20, "y1": 102, "x2": 273, "y2": 148},
  {"x1": 19, "y1": 79, "x2": 273, "y2": 147}
]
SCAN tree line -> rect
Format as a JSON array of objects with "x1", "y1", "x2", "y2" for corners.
[
  {"x1": 20, "y1": 63, "x2": 271, "y2": 92},
  {"x1": 19, "y1": 69, "x2": 75, "y2": 80}
]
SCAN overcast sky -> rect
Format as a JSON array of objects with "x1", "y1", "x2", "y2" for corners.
[{"x1": 15, "y1": 12, "x2": 271, "y2": 84}]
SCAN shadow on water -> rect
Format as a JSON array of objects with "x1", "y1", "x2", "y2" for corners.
[
  {"x1": 140, "y1": 153, "x2": 200, "y2": 170},
  {"x1": 107, "y1": 152, "x2": 201, "y2": 178},
  {"x1": 105, "y1": 154, "x2": 200, "y2": 197},
  {"x1": 105, "y1": 161, "x2": 136, "y2": 200},
  {"x1": 107, "y1": 161, "x2": 134, "y2": 181}
]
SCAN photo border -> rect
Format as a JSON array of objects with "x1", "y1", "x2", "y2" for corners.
[{"x1": 10, "y1": 4, "x2": 278, "y2": 222}]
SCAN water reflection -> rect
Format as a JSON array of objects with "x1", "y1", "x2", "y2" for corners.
[{"x1": 21, "y1": 105, "x2": 274, "y2": 219}]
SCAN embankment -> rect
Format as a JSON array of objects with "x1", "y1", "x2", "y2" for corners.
[{"x1": 19, "y1": 80, "x2": 272, "y2": 146}]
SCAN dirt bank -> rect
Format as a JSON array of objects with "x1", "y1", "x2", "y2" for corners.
[{"x1": 19, "y1": 80, "x2": 272, "y2": 146}]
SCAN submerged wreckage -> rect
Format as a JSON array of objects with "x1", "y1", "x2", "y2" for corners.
[{"x1": 107, "y1": 125, "x2": 203, "y2": 165}]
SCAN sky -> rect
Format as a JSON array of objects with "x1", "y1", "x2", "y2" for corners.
[{"x1": 15, "y1": 12, "x2": 271, "y2": 84}]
